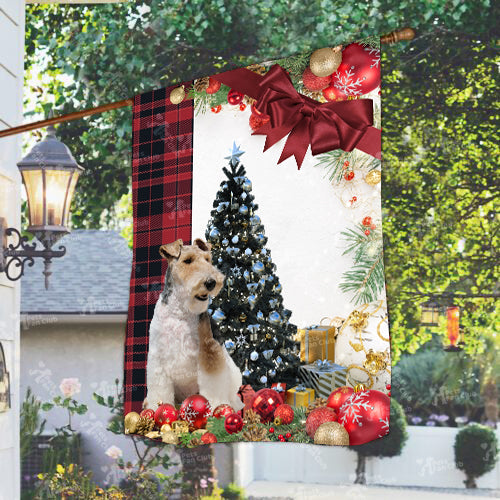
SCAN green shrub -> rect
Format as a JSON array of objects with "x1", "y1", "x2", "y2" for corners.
[
  {"x1": 454, "y1": 423, "x2": 498, "y2": 488},
  {"x1": 222, "y1": 482, "x2": 247, "y2": 499}
]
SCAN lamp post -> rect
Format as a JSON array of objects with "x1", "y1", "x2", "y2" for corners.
[{"x1": 0, "y1": 125, "x2": 83, "y2": 289}]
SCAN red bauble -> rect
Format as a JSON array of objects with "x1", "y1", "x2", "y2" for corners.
[
  {"x1": 327, "y1": 386, "x2": 354, "y2": 412},
  {"x1": 322, "y1": 84, "x2": 347, "y2": 102},
  {"x1": 249, "y1": 114, "x2": 270, "y2": 132},
  {"x1": 251, "y1": 389, "x2": 283, "y2": 423},
  {"x1": 305, "y1": 407, "x2": 337, "y2": 439},
  {"x1": 213, "y1": 404, "x2": 235, "y2": 420},
  {"x1": 338, "y1": 390, "x2": 390, "y2": 446},
  {"x1": 201, "y1": 432, "x2": 218, "y2": 444},
  {"x1": 364, "y1": 229, "x2": 371, "y2": 236},
  {"x1": 224, "y1": 413, "x2": 244, "y2": 434},
  {"x1": 227, "y1": 89, "x2": 244, "y2": 105},
  {"x1": 154, "y1": 404, "x2": 178, "y2": 427},
  {"x1": 206, "y1": 77, "x2": 221, "y2": 94},
  {"x1": 344, "y1": 171, "x2": 355, "y2": 181},
  {"x1": 179, "y1": 395, "x2": 212, "y2": 430},
  {"x1": 211, "y1": 105, "x2": 222, "y2": 113},
  {"x1": 239, "y1": 103, "x2": 247, "y2": 111},
  {"x1": 362, "y1": 216, "x2": 373, "y2": 227},
  {"x1": 302, "y1": 66, "x2": 331, "y2": 91},
  {"x1": 140, "y1": 408, "x2": 155, "y2": 420},
  {"x1": 331, "y1": 43, "x2": 380, "y2": 97},
  {"x1": 274, "y1": 403, "x2": 294, "y2": 425}
]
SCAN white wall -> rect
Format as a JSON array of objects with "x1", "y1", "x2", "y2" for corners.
[
  {"x1": 0, "y1": 1, "x2": 25, "y2": 498},
  {"x1": 239, "y1": 426, "x2": 500, "y2": 489}
]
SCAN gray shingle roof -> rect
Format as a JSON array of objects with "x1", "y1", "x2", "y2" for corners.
[{"x1": 21, "y1": 230, "x2": 132, "y2": 314}]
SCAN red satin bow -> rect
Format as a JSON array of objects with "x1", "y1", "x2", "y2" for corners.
[{"x1": 252, "y1": 65, "x2": 374, "y2": 168}]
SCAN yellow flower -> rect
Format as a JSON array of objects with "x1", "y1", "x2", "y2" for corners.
[
  {"x1": 56, "y1": 464, "x2": 65, "y2": 474},
  {"x1": 37, "y1": 473, "x2": 44, "y2": 480},
  {"x1": 68, "y1": 463, "x2": 74, "y2": 474}
]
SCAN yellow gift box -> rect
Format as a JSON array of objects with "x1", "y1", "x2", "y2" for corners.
[
  {"x1": 285, "y1": 385, "x2": 315, "y2": 407},
  {"x1": 296, "y1": 319, "x2": 338, "y2": 363}
]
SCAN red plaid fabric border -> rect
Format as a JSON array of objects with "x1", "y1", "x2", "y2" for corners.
[{"x1": 124, "y1": 85, "x2": 194, "y2": 414}]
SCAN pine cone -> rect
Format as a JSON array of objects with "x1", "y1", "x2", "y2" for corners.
[
  {"x1": 247, "y1": 64, "x2": 268, "y2": 75},
  {"x1": 189, "y1": 437, "x2": 202, "y2": 447},
  {"x1": 242, "y1": 424, "x2": 270, "y2": 442},
  {"x1": 135, "y1": 416, "x2": 155, "y2": 435},
  {"x1": 244, "y1": 409, "x2": 261, "y2": 425},
  {"x1": 194, "y1": 77, "x2": 210, "y2": 92},
  {"x1": 306, "y1": 397, "x2": 328, "y2": 416}
]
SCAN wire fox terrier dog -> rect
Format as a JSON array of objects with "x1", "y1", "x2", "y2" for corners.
[{"x1": 144, "y1": 238, "x2": 244, "y2": 411}]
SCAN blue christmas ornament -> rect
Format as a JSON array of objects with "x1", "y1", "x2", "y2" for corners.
[
  {"x1": 269, "y1": 311, "x2": 281, "y2": 324},
  {"x1": 239, "y1": 205, "x2": 249, "y2": 215},
  {"x1": 269, "y1": 369, "x2": 276, "y2": 378},
  {"x1": 244, "y1": 248, "x2": 252, "y2": 256},
  {"x1": 243, "y1": 369, "x2": 251, "y2": 377},
  {"x1": 209, "y1": 228, "x2": 220, "y2": 239},
  {"x1": 269, "y1": 299, "x2": 279, "y2": 308},
  {"x1": 250, "y1": 215, "x2": 261, "y2": 225},
  {"x1": 252, "y1": 261, "x2": 265, "y2": 273},
  {"x1": 218, "y1": 257, "x2": 223, "y2": 264},
  {"x1": 250, "y1": 351, "x2": 259, "y2": 361},
  {"x1": 222, "y1": 238, "x2": 229, "y2": 247},
  {"x1": 248, "y1": 294, "x2": 257, "y2": 309},
  {"x1": 259, "y1": 278, "x2": 266, "y2": 287},
  {"x1": 232, "y1": 235, "x2": 239, "y2": 244},
  {"x1": 233, "y1": 247, "x2": 240, "y2": 255},
  {"x1": 263, "y1": 349, "x2": 274, "y2": 360},
  {"x1": 261, "y1": 248, "x2": 267, "y2": 255},
  {"x1": 242, "y1": 178, "x2": 252, "y2": 192},
  {"x1": 256, "y1": 234, "x2": 265, "y2": 244},
  {"x1": 282, "y1": 309, "x2": 292, "y2": 320},
  {"x1": 260, "y1": 375, "x2": 268, "y2": 384},
  {"x1": 257, "y1": 311, "x2": 264, "y2": 321},
  {"x1": 247, "y1": 283, "x2": 258, "y2": 292},
  {"x1": 212, "y1": 309, "x2": 226, "y2": 323},
  {"x1": 274, "y1": 283, "x2": 282, "y2": 293},
  {"x1": 241, "y1": 192, "x2": 248, "y2": 200},
  {"x1": 243, "y1": 270, "x2": 251, "y2": 281},
  {"x1": 225, "y1": 340, "x2": 235, "y2": 350},
  {"x1": 276, "y1": 356, "x2": 283, "y2": 365},
  {"x1": 224, "y1": 219, "x2": 230, "y2": 227},
  {"x1": 247, "y1": 324, "x2": 260, "y2": 334}
]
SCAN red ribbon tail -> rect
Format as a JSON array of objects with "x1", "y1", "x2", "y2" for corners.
[{"x1": 277, "y1": 121, "x2": 310, "y2": 169}]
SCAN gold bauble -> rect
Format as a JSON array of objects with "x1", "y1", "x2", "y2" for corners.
[
  {"x1": 363, "y1": 349, "x2": 387, "y2": 375},
  {"x1": 353, "y1": 383, "x2": 366, "y2": 393},
  {"x1": 192, "y1": 429, "x2": 208, "y2": 438},
  {"x1": 273, "y1": 416, "x2": 283, "y2": 426},
  {"x1": 145, "y1": 431, "x2": 161, "y2": 439},
  {"x1": 162, "y1": 430, "x2": 179, "y2": 445},
  {"x1": 365, "y1": 170, "x2": 382, "y2": 186},
  {"x1": 171, "y1": 420, "x2": 190, "y2": 435},
  {"x1": 239, "y1": 313, "x2": 247, "y2": 323},
  {"x1": 309, "y1": 47, "x2": 343, "y2": 77},
  {"x1": 314, "y1": 422, "x2": 350, "y2": 446},
  {"x1": 170, "y1": 85, "x2": 185, "y2": 105},
  {"x1": 265, "y1": 333, "x2": 272, "y2": 340},
  {"x1": 124, "y1": 411, "x2": 140, "y2": 434},
  {"x1": 160, "y1": 423, "x2": 172, "y2": 434}
]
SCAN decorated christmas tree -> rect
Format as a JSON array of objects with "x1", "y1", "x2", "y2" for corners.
[{"x1": 205, "y1": 143, "x2": 300, "y2": 388}]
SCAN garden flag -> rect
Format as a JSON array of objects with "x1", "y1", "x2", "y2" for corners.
[{"x1": 123, "y1": 38, "x2": 391, "y2": 447}]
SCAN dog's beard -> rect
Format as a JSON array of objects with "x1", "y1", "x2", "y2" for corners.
[{"x1": 184, "y1": 279, "x2": 223, "y2": 314}]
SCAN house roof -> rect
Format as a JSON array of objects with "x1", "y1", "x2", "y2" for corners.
[{"x1": 21, "y1": 230, "x2": 132, "y2": 314}]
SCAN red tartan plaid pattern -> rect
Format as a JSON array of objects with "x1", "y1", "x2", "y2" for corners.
[{"x1": 124, "y1": 84, "x2": 194, "y2": 414}]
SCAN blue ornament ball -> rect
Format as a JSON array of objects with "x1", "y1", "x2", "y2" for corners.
[
  {"x1": 239, "y1": 205, "x2": 249, "y2": 215},
  {"x1": 212, "y1": 309, "x2": 226, "y2": 323},
  {"x1": 260, "y1": 375, "x2": 268, "y2": 384},
  {"x1": 269, "y1": 311, "x2": 281, "y2": 324},
  {"x1": 209, "y1": 228, "x2": 220, "y2": 239},
  {"x1": 250, "y1": 351, "x2": 259, "y2": 361},
  {"x1": 252, "y1": 261, "x2": 265, "y2": 273},
  {"x1": 232, "y1": 235, "x2": 239, "y2": 244}
]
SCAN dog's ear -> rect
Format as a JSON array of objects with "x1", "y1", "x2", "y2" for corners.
[
  {"x1": 159, "y1": 239, "x2": 183, "y2": 260},
  {"x1": 193, "y1": 238, "x2": 212, "y2": 252}
]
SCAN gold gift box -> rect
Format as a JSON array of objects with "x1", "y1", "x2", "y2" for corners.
[
  {"x1": 285, "y1": 386, "x2": 315, "y2": 407},
  {"x1": 296, "y1": 323, "x2": 337, "y2": 363}
]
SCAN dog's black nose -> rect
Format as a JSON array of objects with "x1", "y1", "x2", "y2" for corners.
[{"x1": 205, "y1": 279, "x2": 216, "y2": 291}]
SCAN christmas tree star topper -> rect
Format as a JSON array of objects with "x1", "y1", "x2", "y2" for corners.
[{"x1": 225, "y1": 142, "x2": 245, "y2": 166}]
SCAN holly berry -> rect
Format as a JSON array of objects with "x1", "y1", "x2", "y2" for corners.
[
  {"x1": 278, "y1": 434, "x2": 284, "y2": 440},
  {"x1": 364, "y1": 229, "x2": 371, "y2": 236},
  {"x1": 344, "y1": 171, "x2": 355, "y2": 181},
  {"x1": 362, "y1": 216, "x2": 373, "y2": 227},
  {"x1": 206, "y1": 77, "x2": 221, "y2": 94},
  {"x1": 352, "y1": 196, "x2": 357, "y2": 202},
  {"x1": 285, "y1": 432, "x2": 292, "y2": 439},
  {"x1": 386, "y1": 384, "x2": 391, "y2": 390},
  {"x1": 211, "y1": 105, "x2": 222, "y2": 113},
  {"x1": 269, "y1": 427, "x2": 274, "y2": 433},
  {"x1": 239, "y1": 103, "x2": 247, "y2": 111},
  {"x1": 387, "y1": 392, "x2": 391, "y2": 397},
  {"x1": 344, "y1": 161, "x2": 350, "y2": 167},
  {"x1": 140, "y1": 408, "x2": 155, "y2": 420}
]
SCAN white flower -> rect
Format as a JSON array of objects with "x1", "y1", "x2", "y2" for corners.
[
  {"x1": 59, "y1": 378, "x2": 81, "y2": 398},
  {"x1": 105, "y1": 445, "x2": 123, "y2": 460}
]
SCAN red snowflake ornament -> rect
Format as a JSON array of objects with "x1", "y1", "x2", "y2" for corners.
[
  {"x1": 331, "y1": 43, "x2": 380, "y2": 97},
  {"x1": 179, "y1": 395, "x2": 212, "y2": 430},
  {"x1": 213, "y1": 404, "x2": 235, "y2": 420},
  {"x1": 154, "y1": 403, "x2": 178, "y2": 427},
  {"x1": 338, "y1": 390, "x2": 390, "y2": 445}
]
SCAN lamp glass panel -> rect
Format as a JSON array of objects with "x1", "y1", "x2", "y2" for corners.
[
  {"x1": 44, "y1": 169, "x2": 72, "y2": 226},
  {"x1": 62, "y1": 171, "x2": 80, "y2": 226},
  {"x1": 21, "y1": 169, "x2": 44, "y2": 227}
]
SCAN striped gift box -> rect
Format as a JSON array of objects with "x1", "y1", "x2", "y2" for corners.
[{"x1": 298, "y1": 361, "x2": 347, "y2": 399}]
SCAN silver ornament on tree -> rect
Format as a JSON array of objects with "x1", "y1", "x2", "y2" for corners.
[
  {"x1": 250, "y1": 351, "x2": 259, "y2": 361},
  {"x1": 252, "y1": 261, "x2": 265, "y2": 273},
  {"x1": 239, "y1": 205, "x2": 249, "y2": 215},
  {"x1": 242, "y1": 178, "x2": 252, "y2": 192},
  {"x1": 212, "y1": 309, "x2": 226, "y2": 323},
  {"x1": 269, "y1": 311, "x2": 281, "y2": 324}
]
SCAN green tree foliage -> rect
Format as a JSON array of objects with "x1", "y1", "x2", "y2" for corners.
[{"x1": 454, "y1": 423, "x2": 498, "y2": 488}]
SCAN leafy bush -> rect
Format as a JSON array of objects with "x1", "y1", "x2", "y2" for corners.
[
  {"x1": 392, "y1": 348, "x2": 484, "y2": 425},
  {"x1": 454, "y1": 423, "x2": 498, "y2": 488},
  {"x1": 20, "y1": 387, "x2": 46, "y2": 462}
]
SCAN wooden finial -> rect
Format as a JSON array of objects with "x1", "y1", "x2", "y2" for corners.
[{"x1": 381, "y1": 27, "x2": 416, "y2": 45}]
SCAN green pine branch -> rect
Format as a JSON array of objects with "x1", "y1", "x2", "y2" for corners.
[
  {"x1": 339, "y1": 224, "x2": 385, "y2": 305},
  {"x1": 188, "y1": 83, "x2": 231, "y2": 115},
  {"x1": 357, "y1": 35, "x2": 381, "y2": 49},
  {"x1": 274, "y1": 50, "x2": 312, "y2": 85}
]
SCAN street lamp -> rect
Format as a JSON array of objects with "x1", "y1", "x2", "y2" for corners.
[
  {"x1": 420, "y1": 299, "x2": 440, "y2": 327},
  {"x1": 0, "y1": 125, "x2": 83, "y2": 289}
]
